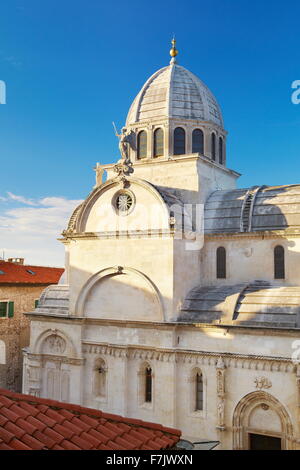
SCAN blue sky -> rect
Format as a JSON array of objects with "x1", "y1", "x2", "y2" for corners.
[{"x1": 0, "y1": 0, "x2": 299, "y2": 265}]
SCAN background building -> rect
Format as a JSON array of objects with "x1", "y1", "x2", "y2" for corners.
[
  {"x1": 0, "y1": 258, "x2": 63, "y2": 391},
  {"x1": 23, "y1": 43, "x2": 300, "y2": 450}
]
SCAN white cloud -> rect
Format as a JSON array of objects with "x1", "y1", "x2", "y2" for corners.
[
  {"x1": 7, "y1": 192, "x2": 38, "y2": 206},
  {"x1": 0, "y1": 194, "x2": 83, "y2": 266}
]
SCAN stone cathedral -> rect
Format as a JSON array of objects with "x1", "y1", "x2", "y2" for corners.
[{"x1": 23, "y1": 41, "x2": 300, "y2": 450}]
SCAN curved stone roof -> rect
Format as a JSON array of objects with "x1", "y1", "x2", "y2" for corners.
[
  {"x1": 32, "y1": 285, "x2": 69, "y2": 316},
  {"x1": 126, "y1": 63, "x2": 223, "y2": 128},
  {"x1": 204, "y1": 185, "x2": 300, "y2": 234},
  {"x1": 179, "y1": 281, "x2": 300, "y2": 328}
]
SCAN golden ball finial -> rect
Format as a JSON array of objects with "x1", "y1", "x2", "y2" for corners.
[{"x1": 170, "y1": 37, "x2": 178, "y2": 59}]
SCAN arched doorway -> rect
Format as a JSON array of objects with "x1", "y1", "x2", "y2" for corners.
[{"x1": 232, "y1": 391, "x2": 294, "y2": 450}]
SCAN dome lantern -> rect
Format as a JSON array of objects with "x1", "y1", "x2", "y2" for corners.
[{"x1": 124, "y1": 43, "x2": 227, "y2": 165}]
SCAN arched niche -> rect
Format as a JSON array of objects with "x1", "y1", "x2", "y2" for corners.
[
  {"x1": 232, "y1": 391, "x2": 294, "y2": 450},
  {"x1": 35, "y1": 330, "x2": 76, "y2": 403},
  {"x1": 76, "y1": 267, "x2": 164, "y2": 322},
  {"x1": 35, "y1": 329, "x2": 77, "y2": 358}
]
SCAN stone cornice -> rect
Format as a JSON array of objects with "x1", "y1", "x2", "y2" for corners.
[
  {"x1": 59, "y1": 228, "x2": 175, "y2": 241},
  {"x1": 25, "y1": 314, "x2": 300, "y2": 337},
  {"x1": 82, "y1": 341, "x2": 296, "y2": 372},
  {"x1": 205, "y1": 229, "x2": 300, "y2": 240},
  {"x1": 100, "y1": 154, "x2": 239, "y2": 178},
  {"x1": 25, "y1": 352, "x2": 84, "y2": 366},
  {"x1": 126, "y1": 117, "x2": 227, "y2": 134}
]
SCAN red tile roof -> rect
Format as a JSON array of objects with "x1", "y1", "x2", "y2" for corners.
[
  {"x1": 0, "y1": 388, "x2": 181, "y2": 450},
  {"x1": 0, "y1": 261, "x2": 64, "y2": 285}
]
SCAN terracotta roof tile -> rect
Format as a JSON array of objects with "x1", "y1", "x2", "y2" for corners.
[
  {"x1": 33, "y1": 430, "x2": 57, "y2": 449},
  {"x1": 15, "y1": 417, "x2": 38, "y2": 435},
  {"x1": 36, "y1": 411, "x2": 56, "y2": 427},
  {"x1": 0, "y1": 388, "x2": 181, "y2": 450},
  {"x1": 71, "y1": 435, "x2": 94, "y2": 450},
  {"x1": 59, "y1": 439, "x2": 81, "y2": 450},
  {"x1": 59, "y1": 409, "x2": 75, "y2": 420},
  {"x1": 0, "y1": 395, "x2": 14, "y2": 407},
  {"x1": 0, "y1": 261, "x2": 64, "y2": 285},
  {"x1": 4, "y1": 421, "x2": 26, "y2": 439},
  {"x1": 62, "y1": 420, "x2": 83, "y2": 435},
  {"x1": 0, "y1": 407, "x2": 20, "y2": 423},
  {"x1": 96, "y1": 423, "x2": 119, "y2": 439},
  {"x1": 52, "y1": 444, "x2": 65, "y2": 450},
  {"x1": 43, "y1": 427, "x2": 65, "y2": 444},
  {"x1": 10, "y1": 403, "x2": 31, "y2": 418},
  {"x1": 45, "y1": 408, "x2": 66, "y2": 424},
  {"x1": 0, "y1": 415, "x2": 9, "y2": 427},
  {"x1": 98, "y1": 443, "x2": 113, "y2": 450},
  {"x1": 22, "y1": 434, "x2": 46, "y2": 450},
  {"x1": 53, "y1": 423, "x2": 74, "y2": 439},
  {"x1": 0, "y1": 427, "x2": 15, "y2": 443},
  {"x1": 88, "y1": 428, "x2": 110, "y2": 444},
  {"x1": 104, "y1": 421, "x2": 124, "y2": 434},
  {"x1": 26, "y1": 415, "x2": 47, "y2": 431},
  {"x1": 80, "y1": 431, "x2": 102, "y2": 448},
  {"x1": 70, "y1": 416, "x2": 92, "y2": 431},
  {"x1": 0, "y1": 441, "x2": 13, "y2": 450},
  {"x1": 79, "y1": 414, "x2": 99, "y2": 427},
  {"x1": 9, "y1": 438, "x2": 32, "y2": 450},
  {"x1": 122, "y1": 433, "x2": 143, "y2": 447},
  {"x1": 18, "y1": 401, "x2": 40, "y2": 417}
]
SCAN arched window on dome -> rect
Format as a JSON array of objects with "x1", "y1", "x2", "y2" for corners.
[
  {"x1": 274, "y1": 245, "x2": 285, "y2": 279},
  {"x1": 219, "y1": 137, "x2": 223, "y2": 164},
  {"x1": 211, "y1": 133, "x2": 216, "y2": 161},
  {"x1": 192, "y1": 129, "x2": 204, "y2": 154},
  {"x1": 216, "y1": 247, "x2": 226, "y2": 279},
  {"x1": 154, "y1": 128, "x2": 164, "y2": 157},
  {"x1": 174, "y1": 127, "x2": 186, "y2": 155},
  {"x1": 137, "y1": 131, "x2": 147, "y2": 159}
]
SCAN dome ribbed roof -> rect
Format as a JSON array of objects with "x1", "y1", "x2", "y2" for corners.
[{"x1": 126, "y1": 63, "x2": 224, "y2": 128}]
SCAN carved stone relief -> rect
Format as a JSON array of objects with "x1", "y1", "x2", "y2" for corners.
[{"x1": 42, "y1": 335, "x2": 66, "y2": 355}]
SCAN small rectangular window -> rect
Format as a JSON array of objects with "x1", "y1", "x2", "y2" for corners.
[
  {"x1": 0, "y1": 301, "x2": 13, "y2": 318},
  {"x1": 0, "y1": 302, "x2": 7, "y2": 318},
  {"x1": 35, "y1": 299, "x2": 39, "y2": 308}
]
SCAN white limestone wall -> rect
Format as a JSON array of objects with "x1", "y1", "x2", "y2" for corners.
[
  {"x1": 79, "y1": 322, "x2": 300, "y2": 448},
  {"x1": 173, "y1": 238, "x2": 202, "y2": 319},
  {"x1": 68, "y1": 237, "x2": 175, "y2": 321},
  {"x1": 202, "y1": 236, "x2": 300, "y2": 287},
  {"x1": 105, "y1": 155, "x2": 238, "y2": 206}
]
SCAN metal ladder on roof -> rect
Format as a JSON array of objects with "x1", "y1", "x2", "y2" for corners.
[{"x1": 240, "y1": 186, "x2": 263, "y2": 232}]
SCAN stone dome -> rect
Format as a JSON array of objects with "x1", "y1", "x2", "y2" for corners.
[{"x1": 126, "y1": 63, "x2": 224, "y2": 128}]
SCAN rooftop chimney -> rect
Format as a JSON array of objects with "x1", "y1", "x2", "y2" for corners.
[{"x1": 7, "y1": 258, "x2": 25, "y2": 265}]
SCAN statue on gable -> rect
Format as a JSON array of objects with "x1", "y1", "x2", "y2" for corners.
[{"x1": 113, "y1": 123, "x2": 135, "y2": 177}]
